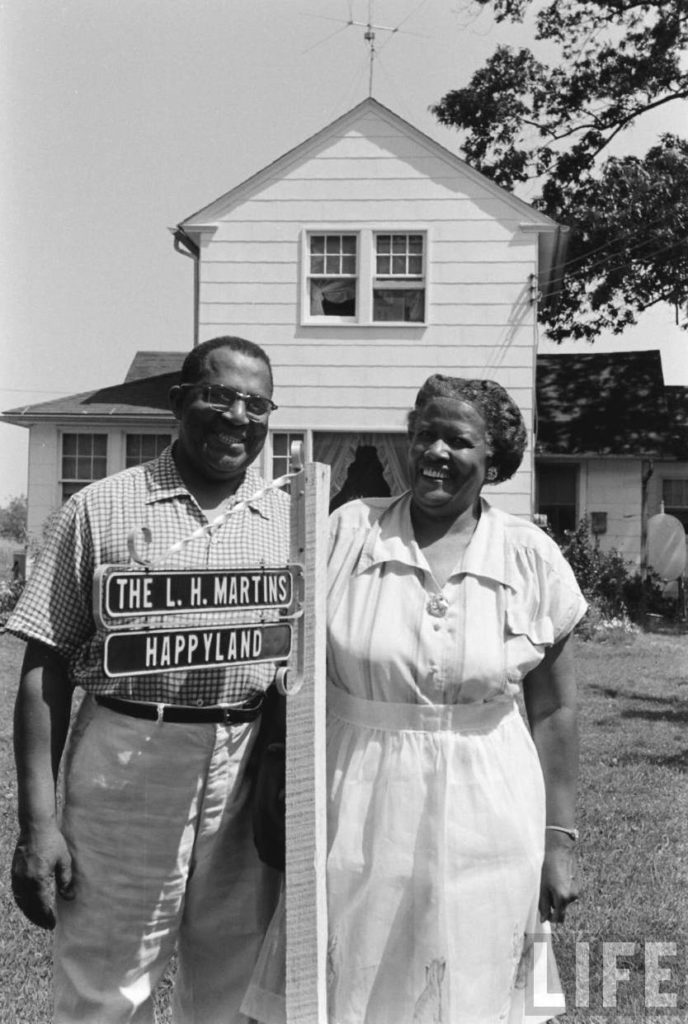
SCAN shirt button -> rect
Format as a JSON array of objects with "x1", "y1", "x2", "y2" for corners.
[
  {"x1": 195, "y1": 698, "x2": 204, "y2": 707},
  {"x1": 433, "y1": 622, "x2": 441, "y2": 631}
]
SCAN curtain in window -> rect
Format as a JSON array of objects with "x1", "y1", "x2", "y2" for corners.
[{"x1": 313, "y1": 432, "x2": 409, "y2": 498}]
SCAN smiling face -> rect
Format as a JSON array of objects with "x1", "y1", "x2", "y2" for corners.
[
  {"x1": 169, "y1": 347, "x2": 273, "y2": 495},
  {"x1": 408, "y1": 397, "x2": 491, "y2": 521}
]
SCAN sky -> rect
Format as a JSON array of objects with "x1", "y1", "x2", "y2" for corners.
[{"x1": 1, "y1": 0, "x2": 686, "y2": 503}]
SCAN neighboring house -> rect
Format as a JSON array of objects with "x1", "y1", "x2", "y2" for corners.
[
  {"x1": 6, "y1": 98, "x2": 685, "y2": 566},
  {"x1": 535, "y1": 350, "x2": 688, "y2": 564}
]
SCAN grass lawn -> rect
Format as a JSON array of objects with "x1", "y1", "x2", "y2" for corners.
[{"x1": 1, "y1": 628, "x2": 686, "y2": 1022}]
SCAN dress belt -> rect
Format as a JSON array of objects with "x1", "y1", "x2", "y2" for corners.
[{"x1": 94, "y1": 693, "x2": 264, "y2": 724}]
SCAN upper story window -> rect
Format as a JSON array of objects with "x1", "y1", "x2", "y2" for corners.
[
  {"x1": 303, "y1": 228, "x2": 427, "y2": 326},
  {"x1": 61, "y1": 433, "x2": 108, "y2": 502},
  {"x1": 125, "y1": 433, "x2": 172, "y2": 468},
  {"x1": 308, "y1": 234, "x2": 357, "y2": 318},
  {"x1": 663, "y1": 478, "x2": 688, "y2": 528},
  {"x1": 373, "y1": 233, "x2": 425, "y2": 323}
]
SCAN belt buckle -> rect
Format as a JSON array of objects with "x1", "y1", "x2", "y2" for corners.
[{"x1": 220, "y1": 705, "x2": 237, "y2": 725}]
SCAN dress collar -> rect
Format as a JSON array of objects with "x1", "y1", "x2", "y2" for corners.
[
  {"x1": 357, "y1": 493, "x2": 513, "y2": 588},
  {"x1": 144, "y1": 445, "x2": 270, "y2": 519}
]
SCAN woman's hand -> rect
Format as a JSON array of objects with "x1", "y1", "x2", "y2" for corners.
[{"x1": 539, "y1": 829, "x2": 579, "y2": 924}]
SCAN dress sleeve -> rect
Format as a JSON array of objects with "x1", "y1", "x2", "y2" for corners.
[
  {"x1": 509, "y1": 538, "x2": 588, "y2": 646},
  {"x1": 6, "y1": 496, "x2": 96, "y2": 657}
]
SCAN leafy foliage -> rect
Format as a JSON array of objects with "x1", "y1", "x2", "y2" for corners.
[
  {"x1": 432, "y1": 0, "x2": 688, "y2": 341},
  {"x1": 557, "y1": 517, "x2": 670, "y2": 633},
  {"x1": 0, "y1": 495, "x2": 27, "y2": 544}
]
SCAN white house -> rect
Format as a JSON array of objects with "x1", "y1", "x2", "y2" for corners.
[
  {"x1": 172, "y1": 97, "x2": 565, "y2": 520},
  {"x1": 8, "y1": 99, "x2": 685, "y2": 568}
]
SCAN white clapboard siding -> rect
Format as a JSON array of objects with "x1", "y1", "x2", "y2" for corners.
[
  {"x1": 268, "y1": 344, "x2": 532, "y2": 369},
  {"x1": 205, "y1": 225, "x2": 535, "y2": 247},
  {"x1": 200, "y1": 280, "x2": 530, "y2": 306},
  {"x1": 200, "y1": 302, "x2": 534, "y2": 328}
]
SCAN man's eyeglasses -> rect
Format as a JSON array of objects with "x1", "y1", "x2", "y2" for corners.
[{"x1": 179, "y1": 383, "x2": 278, "y2": 419}]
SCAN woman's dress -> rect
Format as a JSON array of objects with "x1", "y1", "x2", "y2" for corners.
[{"x1": 243, "y1": 494, "x2": 587, "y2": 1024}]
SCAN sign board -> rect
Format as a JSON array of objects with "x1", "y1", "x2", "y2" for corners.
[
  {"x1": 94, "y1": 566, "x2": 297, "y2": 624},
  {"x1": 103, "y1": 621, "x2": 292, "y2": 678}
]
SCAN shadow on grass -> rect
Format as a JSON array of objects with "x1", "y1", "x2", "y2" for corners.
[{"x1": 614, "y1": 748, "x2": 688, "y2": 772}]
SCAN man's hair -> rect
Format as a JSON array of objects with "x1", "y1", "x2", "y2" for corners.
[
  {"x1": 180, "y1": 336, "x2": 273, "y2": 390},
  {"x1": 407, "y1": 374, "x2": 527, "y2": 483}
]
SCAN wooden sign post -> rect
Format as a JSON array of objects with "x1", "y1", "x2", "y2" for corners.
[{"x1": 278, "y1": 449, "x2": 330, "y2": 1024}]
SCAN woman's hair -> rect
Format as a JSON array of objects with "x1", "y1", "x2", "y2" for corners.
[
  {"x1": 407, "y1": 374, "x2": 527, "y2": 483},
  {"x1": 180, "y1": 336, "x2": 273, "y2": 389}
]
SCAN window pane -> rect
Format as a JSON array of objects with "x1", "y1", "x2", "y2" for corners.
[
  {"x1": 310, "y1": 255, "x2": 325, "y2": 274},
  {"x1": 409, "y1": 235, "x2": 423, "y2": 252},
  {"x1": 326, "y1": 236, "x2": 340, "y2": 254},
  {"x1": 373, "y1": 288, "x2": 424, "y2": 322},
  {"x1": 392, "y1": 236, "x2": 406, "y2": 253},
  {"x1": 341, "y1": 254, "x2": 356, "y2": 275},
  {"x1": 392, "y1": 255, "x2": 406, "y2": 274},
  {"x1": 273, "y1": 434, "x2": 288, "y2": 455},
  {"x1": 62, "y1": 482, "x2": 85, "y2": 503},
  {"x1": 93, "y1": 435, "x2": 107, "y2": 456},
  {"x1": 409, "y1": 256, "x2": 423, "y2": 275},
  {"x1": 310, "y1": 279, "x2": 356, "y2": 316},
  {"x1": 62, "y1": 434, "x2": 77, "y2": 456},
  {"x1": 310, "y1": 235, "x2": 324, "y2": 254},
  {"x1": 377, "y1": 255, "x2": 390, "y2": 275},
  {"x1": 325, "y1": 255, "x2": 341, "y2": 274},
  {"x1": 342, "y1": 236, "x2": 356, "y2": 253},
  {"x1": 377, "y1": 235, "x2": 391, "y2": 253},
  {"x1": 77, "y1": 457, "x2": 92, "y2": 479},
  {"x1": 92, "y1": 456, "x2": 107, "y2": 479},
  {"x1": 62, "y1": 456, "x2": 76, "y2": 479}
]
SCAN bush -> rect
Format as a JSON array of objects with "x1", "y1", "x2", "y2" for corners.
[
  {"x1": 555, "y1": 518, "x2": 672, "y2": 635},
  {"x1": 0, "y1": 578, "x2": 24, "y2": 627}
]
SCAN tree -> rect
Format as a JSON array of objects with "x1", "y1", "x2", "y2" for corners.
[
  {"x1": 0, "y1": 495, "x2": 27, "y2": 544},
  {"x1": 432, "y1": 0, "x2": 688, "y2": 341}
]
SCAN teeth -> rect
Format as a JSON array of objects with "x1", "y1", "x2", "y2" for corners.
[
  {"x1": 217, "y1": 433, "x2": 245, "y2": 445},
  {"x1": 422, "y1": 466, "x2": 449, "y2": 479}
]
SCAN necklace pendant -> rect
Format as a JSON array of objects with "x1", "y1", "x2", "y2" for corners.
[{"x1": 426, "y1": 593, "x2": 448, "y2": 618}]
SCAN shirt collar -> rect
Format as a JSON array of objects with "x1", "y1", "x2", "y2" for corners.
[
  {"x1": 145, "y1": 444, "x2": 271, "y2": 519},
  {"x1": 358, "y1": 493, "x2": 513, "y2": 588}
]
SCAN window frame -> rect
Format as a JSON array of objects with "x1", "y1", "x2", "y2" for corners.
[
  {"x1": 301, "y1": 227, "x2": 428, "y2": 327},
  {"x1": 536, "y1": 461, "x2": 579, "y2": 537},
  {"x1": 59, "y1": 431, "x2": 109, "y2": 502},
  {"x1": 662, "y1": 476, "x2": 688, "y2": 529},
  {"x1": 124, "y1": 432, "x2": 173, "y2": 468}
]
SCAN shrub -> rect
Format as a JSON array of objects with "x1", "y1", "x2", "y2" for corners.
[
  {"x1": 0, "y1": 578, "x2": 24, "y2": 628},
  {"x1": 555, "y1": 518, "x2": 672, "y2": 635}
]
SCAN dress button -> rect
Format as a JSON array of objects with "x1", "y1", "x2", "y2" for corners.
[{"x1": 433, "y1": 622, "x2": 441, "y2": 632}]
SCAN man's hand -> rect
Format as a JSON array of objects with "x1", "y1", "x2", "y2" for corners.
[
  {"x1": 12, "y1": 824, "x2": 75, "y2": 930},
  {"x1": 538, "y1": 830, "x2": 579, "y2": 925}
]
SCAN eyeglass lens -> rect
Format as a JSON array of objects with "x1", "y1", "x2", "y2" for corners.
[{"x1": 204, "y1": 385, "x2": 272, "y2": 417}]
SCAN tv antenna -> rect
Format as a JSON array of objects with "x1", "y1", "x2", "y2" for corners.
[{"x1": 304, "y1": 1, "x2": 429, "y2": 97}]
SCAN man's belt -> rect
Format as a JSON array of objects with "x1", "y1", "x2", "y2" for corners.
[{"x1": 94, "y1": 693, "x2": 264, "y2": 724}]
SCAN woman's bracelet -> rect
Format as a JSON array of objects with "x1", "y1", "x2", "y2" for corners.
[{"x1": 546, "y1": 825, "x2": 579, "y2": 841}]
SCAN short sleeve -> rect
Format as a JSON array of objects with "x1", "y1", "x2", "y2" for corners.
[
  {"x1": 6, "y1": 495, "x2": 95, "y2": 657},
  {"x1": 508, "y1": 539, "x2": 587, "y2": 645}
]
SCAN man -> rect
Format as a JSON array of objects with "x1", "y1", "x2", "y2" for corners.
[{"x1": 8, "y1": 336, "x2": 289, "y2": 1023}]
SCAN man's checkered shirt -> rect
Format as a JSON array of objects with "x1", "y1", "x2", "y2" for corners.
[{"x1": 7, "y1": 447, "x2": 291, "y2": 705}]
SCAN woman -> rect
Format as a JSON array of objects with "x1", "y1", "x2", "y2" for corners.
[{"x1": 245, "y1": 374, "x2": 586, "y2": 1023}]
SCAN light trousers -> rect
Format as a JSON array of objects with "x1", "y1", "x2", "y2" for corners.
[{"x1": 55, "y1": 696, "x2": 280, "y2": 1024}]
